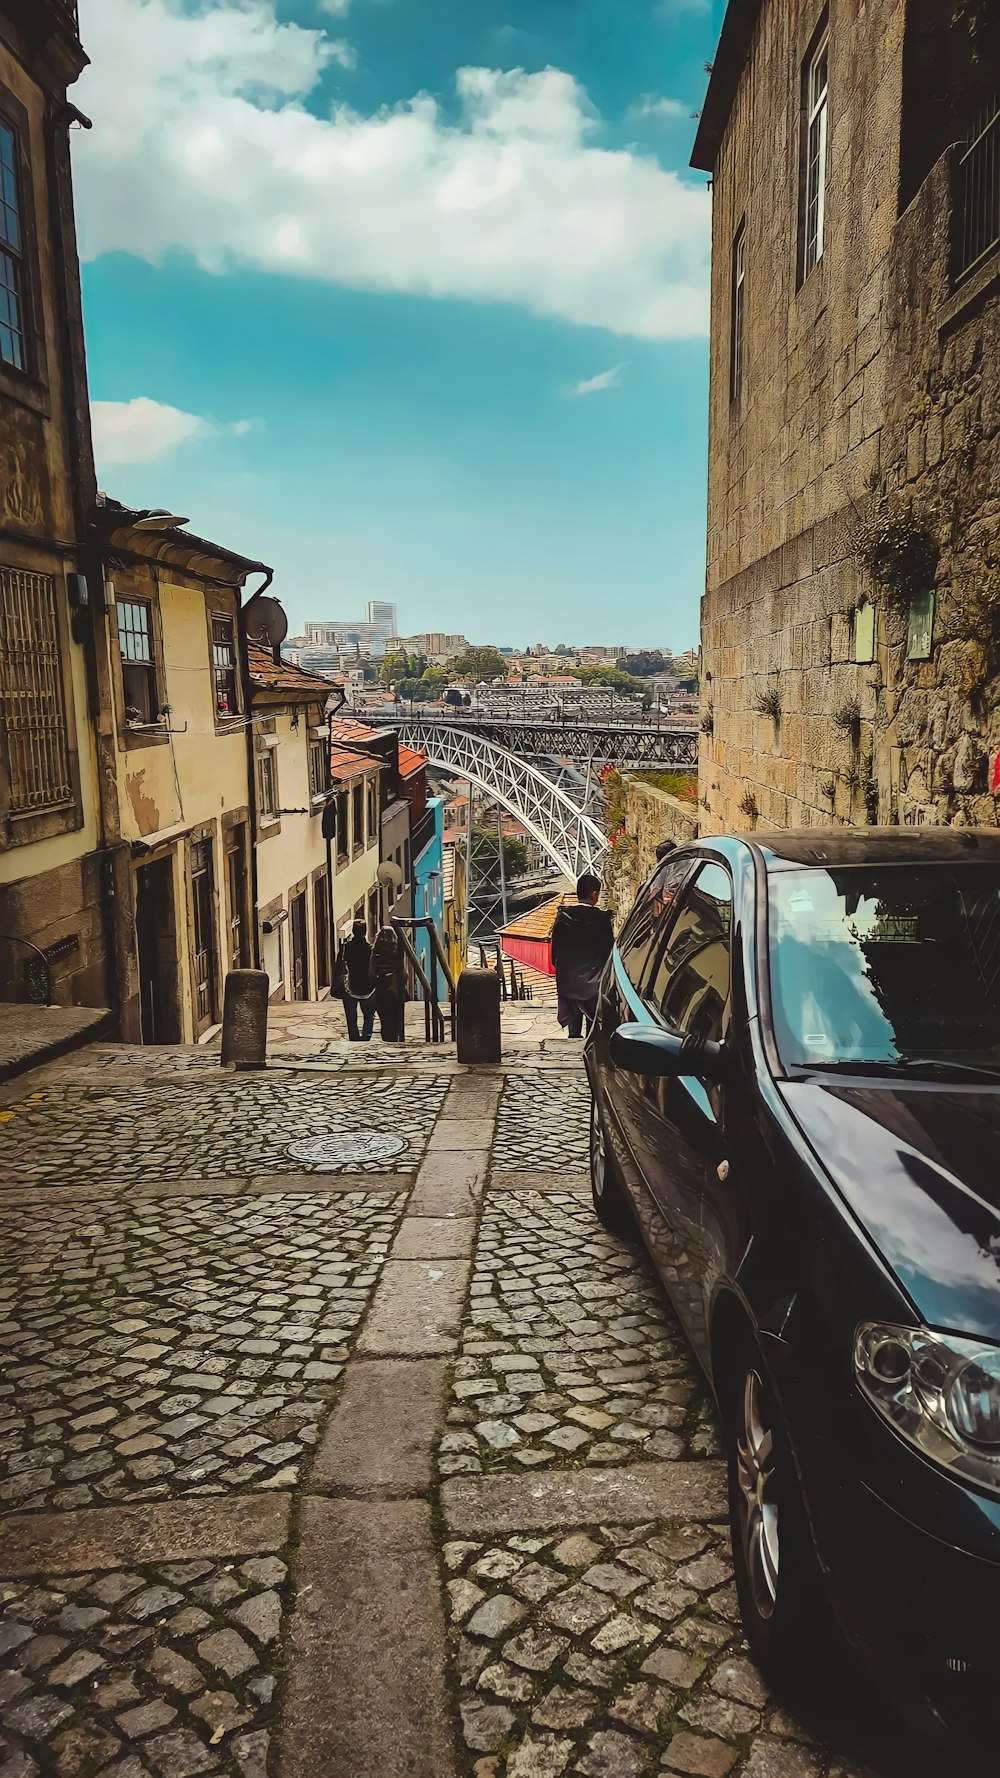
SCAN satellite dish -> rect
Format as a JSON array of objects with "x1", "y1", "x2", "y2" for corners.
[
  {"x1": 377, "y1": 861, "x2": 404, "y2": 889},
  {"x1": 245, "y1": 596, "x2": 289, "y2": 650}
]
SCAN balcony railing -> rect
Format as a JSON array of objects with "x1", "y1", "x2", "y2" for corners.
[{"x1": 955, "y1": 99, "x2": 1000, "y2": 283}]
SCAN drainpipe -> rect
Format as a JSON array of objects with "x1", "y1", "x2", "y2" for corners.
[{"x1": 237, "y1": 570, "x2": 272, "y2": 969}]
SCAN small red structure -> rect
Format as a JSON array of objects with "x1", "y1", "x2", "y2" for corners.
[{"x1": 499, "y1": 894, "x2": 567, "y2": 977}]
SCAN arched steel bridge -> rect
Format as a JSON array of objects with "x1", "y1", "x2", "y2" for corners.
[
  {"x1": 376, "y1": 711, "x2": 698, "y2": 770},
  {"x1": 386, "y1": 719, "x2": 608, "y2": 881}
]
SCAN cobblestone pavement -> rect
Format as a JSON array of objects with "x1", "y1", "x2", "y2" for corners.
[
  {"x1": 444, "y1": 1195, "x2": 716, "y2": 1477},
  {"x1": 0, "y1": 1015, "x2": 906, "y2": 1778},
  {"x1": 0, "y1": 1553, "x2": 285, "y2": 1778},
  {"x1": 493, "y1": 1072, "x2": 591, "y2": 1172},
  {"x1": 0, "y1": 1193, "x2": 400, "y2": 1513},
  {"x1": 0, "y1": 1070, "x2": 447, "y2": 1188}
]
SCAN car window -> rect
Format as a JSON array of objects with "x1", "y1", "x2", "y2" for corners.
[
  {"x1": 617, "y1": 856, "x2": 691, "y2": 992},
  {"x1": 647, "y1": 862, "x2": 732, "y2": 1042}
]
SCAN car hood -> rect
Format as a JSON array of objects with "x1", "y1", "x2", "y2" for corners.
[{"x1": 779, "y1": 1079, "x2": 1000, "y2": 1341}]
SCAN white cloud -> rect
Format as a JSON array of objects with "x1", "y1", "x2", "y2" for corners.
[
  {"x1": 573, "y1": 364, "x2": 626, "y2": 396},
  {"x1": 75, "y1": 0, "x2": 710, "y2": 340},
  {"x1": 318, "y1": 0, "x2": 350, "y2": 13},
  {"x1": 90, "y1": 397, "x2": 251, "y2": 464},
  {"x1": 629, "y1": 94, "x2": 688, "y2": 122}
]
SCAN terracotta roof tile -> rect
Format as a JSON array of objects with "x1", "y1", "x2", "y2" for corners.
[
  {"x1": 398, "y1": 744, "x2": 427, "y2": 777},
  {"x1": 329, "y1": 744, "x2": 377, "y2": 783},
  {"x1": 248, "y1": 642, "x2": 332, "y2": 698},
  {"x1": 499, "y1": 894, "x2": 567, "y2": 941}
]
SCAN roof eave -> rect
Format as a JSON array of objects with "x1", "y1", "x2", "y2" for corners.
[{"x1": 690, "y1": 0, "x2": 764, "y2": 173}]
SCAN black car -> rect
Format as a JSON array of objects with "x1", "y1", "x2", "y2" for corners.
[{"x1": 585, "y1": 827, "x2": 1000, "y2": 1775}]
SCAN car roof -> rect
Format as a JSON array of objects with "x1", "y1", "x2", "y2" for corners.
[{"x1": 747, "y1": 826, "x2": 1000, "y2": 869}]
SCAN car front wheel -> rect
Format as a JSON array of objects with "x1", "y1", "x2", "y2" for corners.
[
  {"x1": 724, "y1": 1337, "x2": 829, "y2": 1695},
  {"x1": 589, "y1": 1094, "x2": 630, "y2": 1232}
]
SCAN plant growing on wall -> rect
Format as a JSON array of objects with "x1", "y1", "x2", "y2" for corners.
[
  {"x1": 700, "y1": 703, "x2": 714, "y2": 736},
  {"x1": 855, "y1": 497, "x2": 938, "y2": 613},
  {"x1": 738, "y1": 788, "x2": 759, "y2": 828},
  {"x1": 754, "y1": 685, "x2": 782, "y2": 722},
  {"x1": 832, "y1": 696, "x2": 862, "y2": 739}
]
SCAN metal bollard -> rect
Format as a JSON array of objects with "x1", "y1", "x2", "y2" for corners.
[
  {"x1": 456, "y1": 968, "x2": 501, "y2": 1066},
  {"x1": 221, "y1": 969, "x2": 269, "y2": 1069}
]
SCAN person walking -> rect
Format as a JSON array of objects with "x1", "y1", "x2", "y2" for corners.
[
  {"x1": 372, "y1": 925, "x2": 406, "y2": 1042},
  {"x1": 551, "y1": 872, "x2": 614, "y2": 1039},
  {"x1": 339, "y1": 918, "x2": 376, "y2": 1041}
]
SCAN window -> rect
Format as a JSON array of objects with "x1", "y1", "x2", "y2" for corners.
[
  {"x1": 257, "y1": 749, "x2": 277, "y2": 820},
  {"x1": 367, "y1": 776, "x2": 378, "y2": 840},
  {"x1": 0, "y1": 118, "x2": 26, "y2": 372},
  {"x1": 212, "y1": 615, "x2": 238, "y2": 717},
  {"x1": 730, "y1": 221, "x2": 746, "y2": 403},
  {"x1": 802, "y1": 23, "x2": 829, "y2": 279},
  {"x1": 648, "y1": 863, "x2": 732, "y2": 1043},
  {"x1": 309, "y1": 738, "x2": 327, "y2": 802},
  {"x1": 336, "y1": 789, "x2": 349, "y2": 862},
  {"x1": 352, "y1": 781, "x2": 364, "y2": 851},
  {"x1": 0, "y1": 566, "x2": 71, "y2": 812},
  {"x1": 116, "y1": 597, "x2": 158, "y2": 726},
  {"x1": 617, "y1": 856, "x2": 691, "y2": 992}
]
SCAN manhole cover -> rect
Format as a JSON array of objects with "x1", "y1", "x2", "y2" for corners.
[{"x1": 287, "y1": 1132, "x2": 407, "y2": 1168}]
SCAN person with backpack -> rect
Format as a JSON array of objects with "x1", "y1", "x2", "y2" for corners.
[
  {"x1": 551, "y1": 872, "x2": 614, "y2": 1039},
  {"x1": 338, "y1": 918, "x2": 376, "y2": 1041},
  {"x1": 372, "y1": 925, "x2": 406, "y2": 1042}
]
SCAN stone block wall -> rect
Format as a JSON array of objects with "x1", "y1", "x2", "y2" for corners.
[
  {"x1": 604, "y1": 781, "x2": 699, "y2": 928},
  {"x1": 699, "y1": 0, "x2": 1000, "y2": 836}
]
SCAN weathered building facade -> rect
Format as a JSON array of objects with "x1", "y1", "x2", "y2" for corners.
[
  {"x1": 247, "y1": 644, "x2": 335, "y2": 1005},
  {"x1": 0, "y1": 0, "x2": 105, "y2": 1005},
  {"x1": 694, "y1": 0, "x2": 1000, "y2": 833},
  {"x1": 94, "y1": 503, "x2": 272, "y2": 1044}
]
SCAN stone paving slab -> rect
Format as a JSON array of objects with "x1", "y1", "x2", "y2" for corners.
[
  {"x1": 427, "y1": 1118, "x2": 496, "y2": 1153},
  {"x1": 440, "y1": 1465, "x2": 727, "y2": 1536},
  {"x1": 0, "y1": 1003, "x2": 112, "y2": 1083},
  {"x1": 280, "y1": 1497, "x2": 458, "y2": 1778},
  {"x1": 408, "y1": 1151, "x2": 489, "y2": 1218},
  {"x1": 0, "y1": 1496, "x2": 292, "y2": 1577},
  {"x1": 356, "y1": 1258, "x2": 471, "y2": 1357},
  {"x1": 310, "y1": 1359, "x2": 448, "y2": 1497},
  {"x1": 390, "y1": 1217, "x2": 477, "y2": 1260}
]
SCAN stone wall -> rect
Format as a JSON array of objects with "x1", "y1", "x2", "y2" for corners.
[
  {"x1": 604, "y1": 780, "x2": 699, "y2": 928},
  {"x1": 698, "y1": 0, "x2": 1000, "y2": 836}
]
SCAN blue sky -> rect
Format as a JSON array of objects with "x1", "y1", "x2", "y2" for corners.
[{"x1": 74, "y1": 0, "x2": 724, "y2": 651}]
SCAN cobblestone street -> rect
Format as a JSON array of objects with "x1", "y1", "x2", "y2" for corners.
[{"x1": 0, "y1": 1003, "x2": 904, "y2": 1778}]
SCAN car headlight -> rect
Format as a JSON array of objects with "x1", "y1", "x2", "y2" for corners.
[{"x1": 855, "y1": 1322, "x2": 1000, "y2": 1491}]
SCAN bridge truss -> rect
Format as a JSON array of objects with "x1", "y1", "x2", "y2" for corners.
[
  {"x1": 392, "y1": 720, "x2": 608, "y2": 882},
  {"x1": 377, "y1": 713, "x2": 698, "y2": 771}
]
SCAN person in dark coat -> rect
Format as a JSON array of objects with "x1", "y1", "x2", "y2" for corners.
[
  {"x1": 340, "y1": 918, "x2": 376, "y2": 1041},
  {"x1": 372, "y1": 925, "x2": 406, "y2": 1042},
  {"x1": 551, "y1": 872, "x2": 614, "y2": 1039}
]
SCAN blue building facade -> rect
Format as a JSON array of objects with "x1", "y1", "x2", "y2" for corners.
[{"x1": 413, "y1": 795, "x2": 445, "y2": 996}]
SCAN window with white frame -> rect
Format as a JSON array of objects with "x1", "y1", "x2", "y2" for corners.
[
  {"x1": 309, "y1": 737, "x2": 327, "y2": 802},
  {"x1": 116, "y1": 596, "x2": 159, "y2": 725},
  {"x1": 730, "y1": 220, "x2": 746, "y2": 402},
  {"x1": 257, "y1": 748, "x2": 277, "y2": 820},
  {"x1": 802, "y1": 22, "x2": 829, "y2": 280}
]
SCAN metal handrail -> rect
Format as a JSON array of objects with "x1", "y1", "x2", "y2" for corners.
[
  {"x1": 391, "y1": 915, "x2": 456, "y2": 1042},
  {"x1": 391, "y1": 921, "x2": 441, "y2": 1042},
  {"x1": 0, "y1": 934, "x2": 52, "y2": 1005},
  {"x1": 956, "y1": 99, "x2": 1000, "y2": 284}
]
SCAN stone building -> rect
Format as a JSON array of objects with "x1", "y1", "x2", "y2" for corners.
[
  {"x1": 693, "y1": 0, "x2": 999, "y2": 833},
  {"x1": 0, "y1": 0, "x2": 105, "y2": 1005}
]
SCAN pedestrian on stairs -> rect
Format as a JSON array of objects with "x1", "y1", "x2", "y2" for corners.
[
  {"x1": 339, "y1": 918, "x2": 376, "y2": 1042},
  {"x1": 552, "y1": 872, "x2": 614, "y2": 1040}
]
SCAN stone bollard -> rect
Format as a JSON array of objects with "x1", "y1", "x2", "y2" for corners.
[
  {"x1": 456, "y1": 967, "x2": 501, "y2": 1066},
  {"x1": 221, "y1": 969, "x2": 269, "y2": 1069}
]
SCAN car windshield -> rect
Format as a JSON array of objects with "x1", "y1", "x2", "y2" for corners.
[{"x1": 767, "y1": 864, "x2": 1000, "y2": 1076}]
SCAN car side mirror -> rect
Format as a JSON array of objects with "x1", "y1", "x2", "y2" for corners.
[{"x1": 610, "y1": 1023, "x2": 729, "y2": 1082}]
